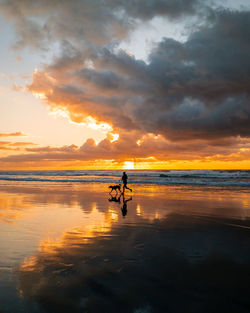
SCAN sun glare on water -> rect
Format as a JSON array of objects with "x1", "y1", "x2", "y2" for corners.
[{"x1": 123, "y1": 161, "x2": 134, "y2": 169}]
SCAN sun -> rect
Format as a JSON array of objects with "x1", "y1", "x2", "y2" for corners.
[{"x1": 123, "y1": 161, "x2": 135, "y2": 170}]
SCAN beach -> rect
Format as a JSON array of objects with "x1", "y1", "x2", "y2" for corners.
[
  {"x1": 0, "y1": 171, "x2": 250, "y2": 313},
  {"x1": 1, "y1": 0, "x2": 250, "y2": 311}
]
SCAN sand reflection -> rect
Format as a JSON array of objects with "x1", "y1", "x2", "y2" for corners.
[
  {"x1": 19, "y1": 212, "x2": 250, "y2": 313},
  {"x1": 1, "y1": 184, "x2": 250, "y2": 223},
  {"x1": 0, "y1": 183, "x2": 249, "y2": 312}
]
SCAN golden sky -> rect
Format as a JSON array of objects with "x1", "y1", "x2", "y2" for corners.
[{"x1": 1, "y1": 0, "x2": 250, "y2": 169}]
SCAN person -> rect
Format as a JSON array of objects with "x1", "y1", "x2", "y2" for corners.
[{"x1": 121, "y1": 171, "x2": 132, "y2": 194}]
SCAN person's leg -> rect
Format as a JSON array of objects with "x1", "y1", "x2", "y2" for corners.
[{"x1": 124, "y1": 184, "x2": 132, "y2": 192}]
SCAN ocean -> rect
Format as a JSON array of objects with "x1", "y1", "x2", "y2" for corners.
[{"x1": 0, "y1": 169, "x2": 250, "y2": 186}]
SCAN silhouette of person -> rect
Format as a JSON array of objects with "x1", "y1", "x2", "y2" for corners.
[
  {"x1": 121, "y1": 194, "x2": 132, "y2": 217},
  {"x1": 121, "y1": 171, "x2": 132, "y2": 194}
]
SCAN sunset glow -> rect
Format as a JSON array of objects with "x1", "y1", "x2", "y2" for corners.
[
  {"x1": 0, "y1": 0, "x2": 250, "y2": 169},
  {"x1": 123, "y1": 161, "x2": 135, "y2": 170},
  {"x1": 1, "y1": 2, "x2": 250, "y2": 312}
]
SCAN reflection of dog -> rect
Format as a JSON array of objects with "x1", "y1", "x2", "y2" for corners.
[
  {"x1": 108, "y1": 195, "x2": 121, "y2": 203},
  {"x1": 108, "y1": 184, "x2": 121, "y2": 193}
]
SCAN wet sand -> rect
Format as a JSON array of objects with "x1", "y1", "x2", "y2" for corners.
[{"x1": 0, "y1": 183, "x2": 250, "y2": 313}]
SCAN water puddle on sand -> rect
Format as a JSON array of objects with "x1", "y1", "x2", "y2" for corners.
[{"x1": 0, "y1": 183, "x2": 250, "y2": 313}]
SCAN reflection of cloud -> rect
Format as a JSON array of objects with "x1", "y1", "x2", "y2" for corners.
[
  {"x1": 18, "y1": 213, "x2": 250, "y2": 313},
  {"x1": 1, "y1": 184, "x2": 250, "y2": 222},
  {"x1": 36, "y1": 204, "x2": 120, "y2": 255},
  {"x1": 0, "y1": 192, "x2": 35, "y2": 223},
  {"x1": 0, "y1": 183, "x2": 249, "y2": 311},
  {"x1": 0, "y1": 184, "x2": 126, "y2": 225}
]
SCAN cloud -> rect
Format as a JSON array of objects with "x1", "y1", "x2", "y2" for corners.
[
  {"x1": 25, "y1": 144, "x2": 78, "y2": 153},
  {"x1": 1, "y1": 1, "x2": 250, "y2": 166},
  {"x1": 9, "y1": 141, "x2": 37, "y2": 146},
  {"x1": 0, "y1": 141, "x2": 17, "y2": 151},
  {"x1": 0, "y1": 140, "x2": 37, "y2": 151},
  {"x1": 112, "y1": 0, "x2": 200, "y2": 20},
  {"x1": 0, "y1": 131, "x2": 250, "y2": 167},
  {"x1": 0, "y1": 131, "x2": 27, "y2": 137},
  {"x1": 0, "y1": 0, "x2": 201, "y2": 50},
  {"x1": 24, "y1": 9, "x2": 250, "y2": 143}
]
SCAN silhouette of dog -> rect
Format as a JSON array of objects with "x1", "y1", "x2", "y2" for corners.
[{"x1": 108, "y1": 184, "x2": 121, "y2": 193}]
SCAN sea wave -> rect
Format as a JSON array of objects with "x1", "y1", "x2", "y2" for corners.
[{"x1": 0, "y1": 170, "x2": 250, "y2": 187}]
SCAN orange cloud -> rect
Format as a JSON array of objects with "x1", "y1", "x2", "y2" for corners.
[
  {"x1": 0, "y1": 132, "x2": 27, "y2": 137},
  {"x1": 0, "y1": 141, "x2": 37, "y2": 151},
  {"x1": 0, "y1": 131, "x2": 250, "y2": 169},
  {"x1": 1, "y1": 1, "x2": 250, "y2": 170}
]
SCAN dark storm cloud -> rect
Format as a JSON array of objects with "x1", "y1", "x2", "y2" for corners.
[
  {"x1": 25, "y1": 9, "x2": 250, "y2": 142},
  {"x1": 0, "y1": 0, "x2": 201, "y2": 50},
  {"x1": 147, "y1": 10, "x2": 250, "y2": 101},
  {"x1": 0, "y1": 0, "x2": 130, "y2": 49},
  {"x1": 96, "y1": 10, "x2": 250, "y2": 139},
  {"x1": 1, "y1": 0, "x2": 250, "y2": 160},
  {"x1": 132, "y1": 10, "x2": 250, "y2": 139},
  {"x1": 110, "y1": 0, "x2": 199, "y2": 20}
]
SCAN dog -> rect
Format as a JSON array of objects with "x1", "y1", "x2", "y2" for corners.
[{"x1": 108, "y1": 184, "x2": 121, "y2": 194}]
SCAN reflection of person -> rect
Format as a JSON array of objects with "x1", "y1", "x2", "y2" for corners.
[
  {"x1": 121, "y1": 195, "x2": 132, "y2": 217},
  {"x1": 121, "y1": 171, "x2": 132, "y2": 194}
]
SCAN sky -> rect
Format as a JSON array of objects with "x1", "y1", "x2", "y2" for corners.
[{"x1": 0, "y1": 0, "x2": 250, "y2": 170}]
